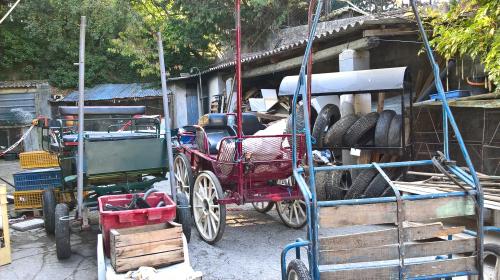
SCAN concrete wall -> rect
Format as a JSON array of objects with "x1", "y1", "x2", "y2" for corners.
[
  {"x1": 171, "y1": 81, "x2": 188, "y2": 128},
  {"x1": 208, "y1": 74, "x2": 225, "y2": 106}
]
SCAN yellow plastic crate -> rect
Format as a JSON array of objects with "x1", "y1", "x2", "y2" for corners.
[
  {"x1": 19, "y1": 151, "x2": 59, "y2": 169},
  {"x1": 13, "y1": 190, "x2": 64, "y2": 210}
]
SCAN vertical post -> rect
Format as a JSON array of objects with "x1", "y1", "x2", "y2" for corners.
[
  {"x1": 198, "y1": 72, "x2": 203, "y2": 115},
  {"x1": 306, "y1": 0, "x2": 316, "y2": 121},
  {"x1": 157, "y1": 32, "x2": 177, "y2": 202},
  {"x1": 76, "y1": 16, "x2": 86, "y2": 218},
  {"x1": 235, "y1": 0, "x2": 244, "y2": 202}
]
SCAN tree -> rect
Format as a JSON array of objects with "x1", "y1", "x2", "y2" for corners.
[
  {"x1": 110, "y1": 0, "x2": 311, "y2": 78},
  {"x1": 0, "y1": 0, "x2": 142, "y2": 88},
  {"x1": 429, "y1": 0, "x2": 499, "y2": 86}
]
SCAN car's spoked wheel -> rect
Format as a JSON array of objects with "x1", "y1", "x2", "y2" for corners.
[
  {"x1": 277, "y1": 199, "x2": 307, "y2": 229},
  {"x1": 174, "y1": 154, "x2": 193, "y2": 202},
  {"x1": 252, "y1": 201, "x2": 275, "y2": 213},
  {"x1": 192, "y1": 171, "x2": 226, "y2": 244}
]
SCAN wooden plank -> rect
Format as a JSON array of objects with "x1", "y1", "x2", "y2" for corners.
[
  {"x1": 115, "y1": 237, "x2": 182, "y2": 258},
  {"x1": 319, "y1": 223, "x2": 465, "y2": 251},
  {"x1": 320, "y1": 238, "x2": 476, "y2": 265},
  {"x1": 114, "y1": 249, "x2": 184, "y2": 273},
  {"x1": 363, "y1": 28, "x2": 418, "y2": 37},
  {"x1": 320, "y1": 256, "x2": 477, "y2": 280},
  {"x1": 405, "y1": 196, "x2": 475, "y2": 221},
  {"x1": 112, "y1": 225, "x2": 182, "y2": 247},
  {"x1": 319, "y1": 202, "x2": 396, "y2": 228},
  {"x1": 243, "y1": 37, "x2": 378, "y2": 78},
  {"x1": 319, "y1": 196, "x2": 475, "y2": 228}
]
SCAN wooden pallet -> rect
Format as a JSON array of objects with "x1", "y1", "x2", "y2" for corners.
[
  {"x1": 109, "y1": 222, "x2": 184, "y2": 273},
  {"x1": 318, "y1": 195, "x2": 479, "y2": 279}
]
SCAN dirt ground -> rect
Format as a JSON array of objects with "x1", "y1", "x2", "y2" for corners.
[
  {"x1": 1, "y1": 159, "x2": 499, "y2": 279},
  {"x1": 0, "y1": 159, "x2": 311, "y2": 279}
]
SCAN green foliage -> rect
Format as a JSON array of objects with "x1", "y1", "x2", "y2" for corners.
[
  {"x1": 0, "y1": 0, "x2": 142, "y2": 88},
  {"x1": 429, "y1": 0, "x2": 499, "y2": 85}
]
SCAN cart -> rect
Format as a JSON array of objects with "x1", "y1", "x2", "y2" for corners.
[
  {"x1": 174, "y1": 1, "x2": 307, "y2": 244},
  {"x1": 40, "y1": 106, "x2": 191, "y2": 259},
  {"x1": 281, "y1": 1, "x2": 498, "y2": 279}
]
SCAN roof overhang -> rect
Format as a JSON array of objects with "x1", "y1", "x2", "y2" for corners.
[
  {"x1": 59, "y1": 106, "x2": 146, "y2": 115},
  {"x1": 278, "y1": 67, "x2": 410, "y2": 96}
]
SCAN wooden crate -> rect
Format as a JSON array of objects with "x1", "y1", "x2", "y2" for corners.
[
  {"x1": 317, "y1": 195, "x2": 479, "y2": 279},
  {"x1": 109, "y1": 222, "x2": 184, "y2": 273},
  {"x1": 0, "y1": 185, "x2": 11, "y2": 266}
]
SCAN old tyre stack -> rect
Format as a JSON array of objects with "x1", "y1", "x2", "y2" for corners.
[{"x1": 286, "y1": 105, "x2": 407, "y2": 201}]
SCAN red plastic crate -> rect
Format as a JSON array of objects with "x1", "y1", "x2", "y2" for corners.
[{"x1": 98, "y1": 192, "x2": 176, "y2": 256}]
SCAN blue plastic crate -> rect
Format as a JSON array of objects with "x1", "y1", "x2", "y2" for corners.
[
  {"x1": 429, "y1": 90, "x2": 470, "y2": 101},
  {"x1": 13, "y1": 168, "x2": 62, "y2": 191}
]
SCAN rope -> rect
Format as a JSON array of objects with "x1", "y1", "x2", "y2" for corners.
[{"x1": 0, "y1": 124, "x2": 35, "y2": 156}]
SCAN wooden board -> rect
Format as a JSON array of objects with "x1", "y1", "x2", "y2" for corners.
[
  {"x1": 111, "y1": 223, "x2": 182, "y2": 247},
  {"x1": 114, "y1": 249, "x2": 184, "y2": 273},
  {"x1": 320, "y1": 238, "x2": 476, "y2": 265},
  {"x1": 319, "y1": 223, "x2": 465, "y2": 251},
  {"x1": 110, "y1": 222, "x2": 184, "y2": 273},
  {"x1": 319, "y1": 196, "x2": 475, "y2": 228},
  {"x1": 320, "y1": 256, "x2": 477, "y2": 280}
]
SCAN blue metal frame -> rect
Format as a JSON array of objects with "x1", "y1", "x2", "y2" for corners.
[{"x1": 281, "y1": 0, "x2": 491, "y2": 279}]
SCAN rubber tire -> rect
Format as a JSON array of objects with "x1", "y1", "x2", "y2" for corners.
[
  {"x1": 484, "y1": 243, "x2": 500, "y2": 279},
  {"x1": 252, "y1": 201, "x2": 275, "y2": 213},
  {"x1": 387, "y1": 115, "x2": 402, "y2": 147},
  {"x1": 286, "y1": 259, "x2": 311, "y2": 280},
  {"x1": 175, "y1": 192, "x2": 191, "y2": 243},
  {"x1": 312, "y1": 104, "x2": 340, "y2": 148},
  {"x1": 193, "y1": 171, "x2": 226, "y2": 244},
  {"x1": 43, "y1": 188, "x2": 56, "y2": 234},
  {"x1": 174, "y1": 153, "x2": 194, "y2": 202},
  {"x1": 327, "y1": 170, "x2": 351, "y2": 200},
  {"x1": 344, "y1": 169, "x2": 378, "y2": 199},
  {"x1": 374, "y1": 110, "x2": 396, "y2": 147},
  {"x1": 381, "y1": 186, "x2": 396, "y2": 197},
  {"x1": 286, "y1": 105, "x2": 305, "y2": 134},
  {"x1": 55, "y1": 203, "x2": 71, "y2": 260},
  {"x1": 343, "y1": 112, "x2": 379, "y2": 146},
  {"x1": 324, "y1": 114, "x2": 359, "y2": 147},
  {"x1": 314, "y1": 172, "x2": 329, "y2": 201},
  {"x1": 364, "y1": 172, "x2": 392, "y2": 198}
]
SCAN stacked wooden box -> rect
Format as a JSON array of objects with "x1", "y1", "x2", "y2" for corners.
[{"x1": 109, "y1": 222, "x2": 184, "y2": 273}]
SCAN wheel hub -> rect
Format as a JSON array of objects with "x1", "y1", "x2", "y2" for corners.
[{"x1": 202, "y1": 199, "x2": 210, "y2": 214}]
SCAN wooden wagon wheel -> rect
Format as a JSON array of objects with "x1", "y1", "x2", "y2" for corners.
[
  {"x1": 173, "y1": 154, "x2": 193, "y2": 202},
  {"x1": 276, "y1": 177, "x2": 307, "y2": 229},
  {"x1": 252, "y1": 201, "x2": 275, "y2": 213},
  {"x1": 192, "y1": 171, "x2": 226, "y2": 244}
]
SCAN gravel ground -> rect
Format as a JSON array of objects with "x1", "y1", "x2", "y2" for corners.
[
  {"x1": 1, "y1": 203, "x2": 310, "y2": 280},
  {"x1": 1, "y1": 159, "x2": 499, "y2": 279}
]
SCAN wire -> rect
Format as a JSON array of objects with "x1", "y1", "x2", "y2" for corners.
[{"x1": 0, "y1": 0, "x2": 22, "y2": 25}]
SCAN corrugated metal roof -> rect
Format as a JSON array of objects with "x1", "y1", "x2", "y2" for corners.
[
  {"x1": 168, "y1": 10, "x2": 410, "y2": 81},
  {"x1": 0, "y1": 80, "x2": 48, "y2": 89},
  {"x1": 62, "y1": 83, "x2": 164, "y2": 102}
]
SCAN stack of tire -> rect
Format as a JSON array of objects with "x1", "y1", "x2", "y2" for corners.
[{"x1": 286, "y1": 105, "x2": 405, "y2": 201}]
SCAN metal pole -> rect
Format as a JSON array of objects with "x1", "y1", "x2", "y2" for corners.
[
  {"x1": 76, "y1": 16, "x2": 86, "y2": 218},
  {"x1": 157, "y1": 32, "x2": 177, "y2": 202},
  {"x1": 235, "y1": 0, "x2": 244, "y2": 203}
]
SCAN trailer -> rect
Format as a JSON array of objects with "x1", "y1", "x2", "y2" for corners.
[{"x1": 281, "y1": 1, "x2": 499, "y2": 279}]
